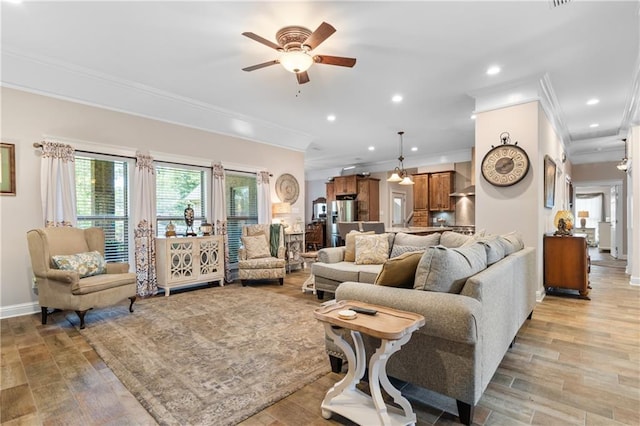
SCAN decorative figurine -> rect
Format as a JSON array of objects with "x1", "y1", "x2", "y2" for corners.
[
  {"x1": 199, "y1": 220, "x2": 213, "y2": 236},
  {"x1": 165, "y1": 221, "x2": 176, "y2": 237},
  {"x1": 184, "y1": 204, "x2": 196, "y2": 236}
]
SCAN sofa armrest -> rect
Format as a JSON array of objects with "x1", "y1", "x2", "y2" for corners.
[
  {"x1": 336, "y1": 282, "x2": 481, "y2": 344},
  {"x1": 41, "y1": 269, "x2": 79, "y2": 284},
  {"x1": 317, "y1": 247, "x2": 346, "y2": 264},
  {"x1": 238, "y1": 247, "x2": 247, "y2": 260},
  {"x1": 106, "y1": 263, "x2": 129, "y2": 274}
]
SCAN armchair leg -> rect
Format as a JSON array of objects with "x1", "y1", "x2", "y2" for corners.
[
  {"x1": 241, "y1": 280, "x2": 247, "y2": 287},
  {"x1": 456, "y1": 400, "x2": 474, "y2": 426},
  {"x1": 316, "y1": 290, "x2": 324, "y2": 300},
  {"x1": 128, "y1": 296, "x2": 136, "y2": 313},
  {"x1": 279, "y1": 278, "x2": 284, "y2": 285},
  {"x1": 75, "y1": 310, "x2": 88, "y2": 330},
  {"x1": 41, "y1": 307, "x2": 48, "y2": 325}
]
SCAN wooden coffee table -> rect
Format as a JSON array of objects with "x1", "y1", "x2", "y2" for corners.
[{"x1": 314, "y1": 300, "x2": 425, "y2": 426}]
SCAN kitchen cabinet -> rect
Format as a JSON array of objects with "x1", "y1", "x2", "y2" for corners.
[
  {"x1": 334, "y1": 175, "x2": 358, "y2": 196},
  {"x1": 156, "y1": 235, "x2": 225, "y2": 296},
  {"x1": 412, "y1": 174, "x2": 429, "y2": 226},
  {"x1": 326, "y1": 182, "x2": 336, "y2": 202},
  {"x1": 429, "y1": 171, "x2": 455, "y2": 211},
  {"x1": 356, "y1": 178, "x2": 380, "y2": 221},
  {"x1": 543, "y1": 234, "x2": 590, "y2": 299}
]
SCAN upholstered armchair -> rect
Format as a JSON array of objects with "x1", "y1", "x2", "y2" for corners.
[
  {"x1": 27, "y1": 227, "x2": 137, "y2": 329},
  {"x1": 238, "y1": 224, "x2": 286, "y2": 286}
]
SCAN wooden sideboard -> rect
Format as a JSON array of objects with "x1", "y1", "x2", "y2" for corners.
[
  {"x1": 156, "y1": 235, "x2": 224, "y2": 296},
  {"x1": 543, "y1": 234, "x2": 590, "y2": 299}
]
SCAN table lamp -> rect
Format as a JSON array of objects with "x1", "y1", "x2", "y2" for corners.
[
  {"x1": 553, "y1": 210, "x2": 574, "y2": 236},
  {"x1": 272, "y1": 202, "x2": 292, "y2": 229},
  {"x1": 577, "y1": 211, "x2": 589, "y2": 228}
]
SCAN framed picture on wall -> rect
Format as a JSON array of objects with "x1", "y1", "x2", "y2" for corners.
[
  {"x1": 543, "y1": 155, "x2": 556, "y2": 209},
  {"x1": 0, "y1": 143, "x2": 16, "y2": 196}
]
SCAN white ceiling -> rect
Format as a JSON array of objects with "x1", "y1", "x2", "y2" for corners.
[{"x1": 2, "y1": 1, "x2": 639, "y2": 179}]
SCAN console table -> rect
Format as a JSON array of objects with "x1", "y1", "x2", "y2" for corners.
[
  {"x1": 284, "y1": 231, "x2": 304, "y2": 273},
  {"x1": 314, "y1": 300, "x2": 425, "y2": 425},
  {"x1": 156, "y1": 235, "x2": 224, "y2": 296},
  {"x1": 543, "y1": 234, "x2": 590, "y2": 299}
]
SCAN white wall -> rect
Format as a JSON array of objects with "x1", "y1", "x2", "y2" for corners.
[{"x1": 0, "y1": 88, "x2": 305, "y2": 316}]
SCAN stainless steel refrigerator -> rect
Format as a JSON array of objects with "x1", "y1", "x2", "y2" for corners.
[{"x1": 328, "y1": 200, "x2": 357, "y2": 247}]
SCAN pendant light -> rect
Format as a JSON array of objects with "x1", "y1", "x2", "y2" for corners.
[
  {"x1": 616, "y1": 138, "x2": 629, "y2": 171},
  {"x1": 387, "y1": 131, "x2": 414, "y2": 185}
]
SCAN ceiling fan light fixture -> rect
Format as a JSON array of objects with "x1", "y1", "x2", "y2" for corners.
[{"x1": 279, "y1": 50, "x2": 314, "y2": 73}]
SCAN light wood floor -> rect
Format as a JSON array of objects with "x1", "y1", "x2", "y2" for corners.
[{"x1": 2, "y1": 250, "x2": 638, "y2": 425}]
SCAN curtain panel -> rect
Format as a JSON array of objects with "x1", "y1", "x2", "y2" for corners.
[
  {"x1": 211, "y1": 162, "x2": 230, "y2": 282},
  {"x1": 257, "y1": 170, "x2": 271, "y2": 225},
  {"x1": 133, "y1": 152, "x2": 158, "y2": 297},
  {"x1": 40, "y1": 141, "x2": 77, "y2": 227}
]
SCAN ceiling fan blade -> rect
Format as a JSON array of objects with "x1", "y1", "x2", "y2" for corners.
[
  {"x1": 242, "y1": 32, "x2": 282, "y2": 51},
  {"x1": 296, "y1": 71, "x2": 310, "y2": 85},
  {"x1": 242, "y1": 60, "x2": 279, "y2": 72},
  {"x1": 314, "y1": 55, "x2": 357, "y2": 68},
  {"x1": 303, "y1": 22, "x2": 336, "y2": 50}
]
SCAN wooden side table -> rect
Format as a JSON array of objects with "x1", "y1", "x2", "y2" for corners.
[{"x1": 314, "y1": 300, "x2": 425, "y2": 426}]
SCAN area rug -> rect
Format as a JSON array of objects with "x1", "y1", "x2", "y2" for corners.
[{"x1": 74, "y1": 285, "x2": 331, "y2": 425}]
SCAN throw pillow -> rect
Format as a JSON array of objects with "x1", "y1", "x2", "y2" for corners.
[
  {"x1": 52, "y1": 251, "x2": 106, "y2": 278},
  {"x1": 354, "y1": 234, "x2": 389, "y2": 265},
  {"x1": 245, "y1": 225, "x2": 267, "y2": 237},
  {"x1": 500, "y1": 231, "x2": 524, "y2": 255},
  {"x1": 344, "y1": 230, "x2": 374, "y2": 262},
  {"x1": 441, "y1": 231, "x2": 474, "y2": 248},
  {"x1": 413, "y1": 243, "x2": 487, "y2": 293},
  {"x1": 374, "y1": 251, "x2": 423, "y2": 288},
  {"x1": 390, "y1": 245, "x2": 426, "y2": 258},
  {"x1": 241, "y1": 235, "x2": 271, "y2": 259}
]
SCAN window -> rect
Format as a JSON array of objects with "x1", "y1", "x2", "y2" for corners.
[
  {"x1": 226, "y1": 172, "x2": 258, "y2": 264},
  {"x1": 75, "y1": 155, "x2": 131, "y2": 263},
  {"x1": 156, "y1": 163, "x2": 209, "y2": 236}
]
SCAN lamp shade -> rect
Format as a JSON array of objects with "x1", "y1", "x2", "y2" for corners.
[
  {"x1": 272, "y1": 202, "x2": 291, "y2": 215},
  {"x1": 553, "y1": 210, "x2": 574, "y2": 235},
  {"x1": 399, "y1": 176, "x2": 415, "y2": 185},
  {"x1": 387, "y1": 172, "x2": 402, "y2": 183},
  {"x1": 577, "y1": 211, "x2": 589, "y2": 218}
]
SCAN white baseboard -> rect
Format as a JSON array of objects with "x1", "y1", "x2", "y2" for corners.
[
  {"x1": 536, "y1": 289, "x2": 546, "y2": 302},
  {"x1": 0, "y1": 302, "x2": 40, "y2": 319}
]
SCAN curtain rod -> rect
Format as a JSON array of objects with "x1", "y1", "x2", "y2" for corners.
[{"x1": 32, "y1": 142, "x2": 272, "y2": 176}]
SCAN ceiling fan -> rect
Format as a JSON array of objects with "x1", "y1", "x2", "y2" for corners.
[{"x1": 242, "y1": 21, "x2": 356, "y2": 84}]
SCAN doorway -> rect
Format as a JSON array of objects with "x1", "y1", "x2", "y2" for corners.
[{"x1": 391, "y1": 191, "x2": 407, "y2": 227}]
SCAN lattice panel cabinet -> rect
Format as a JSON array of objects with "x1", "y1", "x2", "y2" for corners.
[{"x1": 156, "y1": 235, "x2": 224, "y2": 296}]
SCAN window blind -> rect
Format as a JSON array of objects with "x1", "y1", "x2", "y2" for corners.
[{"x1": 226, "y1": 172, "x2": 258, "y2": 264}]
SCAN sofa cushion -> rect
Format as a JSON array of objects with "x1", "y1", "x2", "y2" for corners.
[
  {"x1": 477, "y1": 235, "x2": 507, "y2": 265},
  {"x1": 390, "y1": 245, "x2": 426, "y2": 258},
  {"x1": 344, "y1": 231, "x2": 375, "y2": 262},
  {"x1": 355, "y1": 234, "x2": 389, "y2": 265},
  {"x1": 72, "y1": 272, "x2": 136, "y2": 295},
  {"x1": 238, "y1": 257, "x2": 286, "y2": 269},
  {"x1": 414, "y1": 243, "x2": 488, "y2": 293},
  {"x1": 358, "y1": 264, "x2": 385, "y2": 283},
  {"x1": 312, "y1": 261, "x2": 361, "y2": 283},
  {"x1": 500, "y1": 231, "x2": 524, "y2": 255},
  {"x1": 52, "y1": 251, "x2": 106, "y2": 278},
  {"x1": 241, "y1": 235, "x2": 271, "y2": 259},
  {"x1": 393, "y1": 232, "x2": 441, "y2": 248},
  {"x1": 374, "y1": 251, "x2": 423, "y2": 288}
]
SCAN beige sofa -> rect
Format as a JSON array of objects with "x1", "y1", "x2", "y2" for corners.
[
  {"x1": 321, "y1": 232, "x2": 537, "y2": 425},
  {"x1": 312, "y1": 231, "x2": 441, "y2": 299}
]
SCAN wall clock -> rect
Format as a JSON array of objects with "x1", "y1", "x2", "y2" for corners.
[{"x1": 481, "y1": 132, "x2": 530, "y2": 187}]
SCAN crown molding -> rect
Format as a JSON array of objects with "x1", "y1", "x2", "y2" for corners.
[{"x1": 1, "y1": 48, "x2": 313, "y2": 152}]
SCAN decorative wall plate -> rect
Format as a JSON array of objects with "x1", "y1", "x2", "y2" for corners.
[{"x1": 276, "y1": 173, "x2": 299, "y2": 204}]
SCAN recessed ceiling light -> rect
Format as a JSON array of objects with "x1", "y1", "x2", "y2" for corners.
[
  {"x1": 486, "y1": 66, "x2": 501, "y2": 75},
  {"x1": 411, "y1": 147, "x2": 418, "y2": 152},
  {"x1": 391, "y1": 94, "x2": 403, "y2": 103},
  {"x1": 327, "y1": 114, "x2": 336, "y2": 122},
  {"x1": 368, "y1": 146, "x2": 375, "y2": 151},
  {"x1": 589, "y1": 123, "x2": 599, "y2": 128},
  {"x1": 470, "y1": 114, "x2": 477, "y2": 120},
  {"x1": 586, "y1": 98, "x2": 600, "y2": 106}
]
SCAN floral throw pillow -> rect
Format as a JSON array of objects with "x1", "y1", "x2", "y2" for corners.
[
  {"x1": 241, "y1": 235, "x2": 271, "y2": 259},
  {"x1": 354, "y1": 234, "x2": 389, "y2": 265},
  {"x1": 52, "y1": 251, "x2": 106, "y2": 278}
]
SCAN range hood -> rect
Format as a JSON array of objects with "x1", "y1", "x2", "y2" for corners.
[{"x1": 450, "y1": 185, "x2": 475, "y2": 197}]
